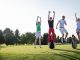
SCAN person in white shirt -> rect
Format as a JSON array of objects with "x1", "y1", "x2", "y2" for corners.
[
  {"x1": 56, "y1": 16, "x2": 68, "y2": 43},
  {"x1": 75, "y1": 13, "x2": 80, "y2": 41}
]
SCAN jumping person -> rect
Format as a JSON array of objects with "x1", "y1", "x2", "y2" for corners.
[
  {"x1": 48, "y1": 11, "x2": 56, "y2": 48},
  {"x1": 34, "y1": 16, "x2": 41, "y2": 48},
  {"x1": 56, "y1": 16, "x2": 68, "y2": 43},
  {"x1": 75, "y1": 13, "x2": 80, "y2": 42}
]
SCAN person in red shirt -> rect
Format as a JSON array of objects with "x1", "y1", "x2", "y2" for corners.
[{"x1": 48, "y1": 11, "x2": 56, "y2": 47}]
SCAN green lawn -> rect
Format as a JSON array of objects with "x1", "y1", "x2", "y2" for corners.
[{"x1": 0, "y1": 44, "x2": 80, "y2": 60}]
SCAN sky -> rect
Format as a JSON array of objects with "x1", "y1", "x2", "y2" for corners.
[{"x1": 0, "y1": 0, "x2": 80, "y2": 37}]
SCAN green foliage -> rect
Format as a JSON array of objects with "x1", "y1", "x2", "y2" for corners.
[
  {"x1": 20, "y1": 32, "x2": 35, "y2": 44},
  {"x1": 0, "y1": 30, "x2": 5, "y2": 44},
  {"x1": 56, "y1": 36, "x2": 61, "y2": 43},
  {"x1": 3, "y1": 28, "x2": 15, "y2": 45},
  {"x1": 14, "y1": 29, "x2": 20, "y2": 45},
  {"x1": 42, "y1": 33, "x2": 48, "y2": 45}
]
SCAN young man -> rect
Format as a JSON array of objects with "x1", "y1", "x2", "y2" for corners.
[
  {"x1": 56, "y1": 16, "x2": 68, "y2": 43},
  {"x1": 34, "y1": 16, "x2": 41, "y2": 48},
  {"x1": 75, "y1": 13, "x2": 80, "y2": 42},
  {"x1": 48, "y1": 11, "x2": 56, "y2": 47}
]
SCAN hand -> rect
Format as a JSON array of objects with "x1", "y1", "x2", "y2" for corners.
[
  {"x1": 56, "y1": 27, "x2": 57, "y2": 29},
  {"x1": 49, "y1": 11, "x2": 51, "y2": 13},
  {"x1": 75, "y1": 13, "x2": 76, "y2": 17},
  {"x1": 53, "y1": 11, "x2": 55, "y2": 13},
  {"x1": 37, "y1": 16, "x2": 39, "y2": 18}
]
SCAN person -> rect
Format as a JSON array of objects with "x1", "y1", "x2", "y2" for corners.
[
  {"x1": 56, "y1": 16, "x2": 68, "y2": 43},
  {"x1": 75, "y1": 13, "x2": 80, "y2": 42},
  {"x1": 34, "y1": 16, "x2": 41, "y2": 48},
  {"x1": 48, "y1": 11, "x2": 56, "y2": 47}
]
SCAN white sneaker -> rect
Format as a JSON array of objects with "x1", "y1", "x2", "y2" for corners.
[{"x1": 48, "y1": 43, "x2": 50, "y2": 48}]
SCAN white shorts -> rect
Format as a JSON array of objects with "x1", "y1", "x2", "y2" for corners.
[
  {"x1": 36, "y1": 32, "x2": 41, "y2": 39},
  {"x1": 59, "y1": 28, "x2": 68, "y2": 34}
]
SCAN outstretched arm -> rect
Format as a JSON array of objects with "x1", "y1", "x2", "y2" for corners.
[
  {"x1": 48, "y1": 11, "x2": 51, "y2": 20},
  {"x1": 56, "y1": 22, "x2": 59, "y2": 29},
  {"x1": 65, "y1": 21, "x2": 67, "y2": 25},
  {"x1": 53, "y1": 11, "x2": 55, "y2": 20},
  {"x1": 75, "y1": 13, "x2": 77, "y2": 21}
]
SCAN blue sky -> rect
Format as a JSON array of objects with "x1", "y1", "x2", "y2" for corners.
[{"x1": 0, "y1": 0, "x2": 80, "y2": 37}]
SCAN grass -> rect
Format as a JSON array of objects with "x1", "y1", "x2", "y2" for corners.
[{"x1": 0, "y1": 44, "x2": 80, "y2": 60}]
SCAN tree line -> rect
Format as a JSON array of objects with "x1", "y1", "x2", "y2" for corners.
[{"x1": 0, "y1": 28, "x2": 77, "y2": 45}]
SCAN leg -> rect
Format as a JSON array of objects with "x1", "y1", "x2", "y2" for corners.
[
  {"x1": 39, "y1": 33, "x2": 41, "y2": 48},
  {"x1": 65, "y1": 32, "x2": 68, "y2": 39},
  {"x1": 48, "y1": 28, "x2": 51, "y2": 47},
  {"x1": 65, "y1": 32, "x2": 68, "y2": 42},
  {"x1": 51, "y1": 28, "x2": 56, "y2": 42},
  {"x1": 34, "y1": 38, "x2": 37, "y2": 48},
  {"x1": 60, "y1": 28, "x2": 64, "y2": 43},
  {"x1": 77, "y1": 32, "x2": 80, "y2": 41},
  {"x1": 34, "y1": 32, "x2": 38, "y2": 48},
  {"x1": 48, "y1": 28, "x2": 51, "y2": 43},
  {"x1": 63, "y1": 28, "x2": 68, "y2": 42},
  {"x1": 79, "y1": 32, "x2": 80, "y2": 41},
  {"x1": 61, "y1": 34, "x2": 64, "y2": 43}
]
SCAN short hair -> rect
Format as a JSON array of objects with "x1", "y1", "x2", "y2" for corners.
[{"x1": 62, "y1": 16, "x2": 65, "y2": 18}]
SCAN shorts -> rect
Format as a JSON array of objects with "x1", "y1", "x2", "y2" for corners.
[
  {"x1": 76, "y1": 28, "x2": 80, "y2": 33},
  {"x1": 59, "y1": 28, "x2": 68, "y2": 34},
  {"x1": 36, "y1": 32, "x2": 41, "y2": 39}
]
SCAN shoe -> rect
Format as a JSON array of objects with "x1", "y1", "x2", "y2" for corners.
[
  {"x1": 34, "y1": 46, "x2": 36, "y2": 48},
  {"x1": 48, "y1": 43, "x2": 50, "y2": 48},
  {"x1": 40, "y1": 46, "x2": 42, "y2": 48}
]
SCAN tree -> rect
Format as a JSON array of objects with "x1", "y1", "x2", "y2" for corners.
[
  {"x1": 15, "y1": 29, "x2": 20, "y2": 45},
  {"x1": 0, "y1": 30, "x2": 5, "y2": 44},
  {"x1": 3, "y1": 28, "x2": 15, "y2": 45},
  {"x1": 67, "y1": 37, "x2": 73, "y2": 43},
  {"x1": 20, "y1": 34, "x2": 26, "y2": 44},
  {"x1": 20, "y1": 32, "x2": 35, "y2": 44},
  {"x1": 56, "y1": 36, "x2": 61, "y2": 43},
  {"x1": 42, "y1": 33, "x2": 48, "y2": 45}
]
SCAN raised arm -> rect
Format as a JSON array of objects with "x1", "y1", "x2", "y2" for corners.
[
  {"x1": 36, "y1": 16, "x2": 39, "y2": 23},
  {"x1": 53, "y1": 11, "x2": 55, "y2": 20},
  {"x1": 75, "y1": 13, "x2": 77, "y2": 21},
  {"x1": 48, "y1": 11, "x2": 51, "y2": 20},
  {"x1": 40, "y1": 17, "x2": 41, "y2": 24}
]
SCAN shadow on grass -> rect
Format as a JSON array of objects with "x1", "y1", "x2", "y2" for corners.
[
  {"x1": 53, "y1": 49, "x2": 80, "y2": 60},
  {"x1": 54, "y1": 53, "x2": 80, "y2": 60},
  {"x1": 76, "y1": 49, "x2": 80, "y2": 50},
  {"x1": 54, "y1": 49, "x2": 80, "y2": 54}
]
